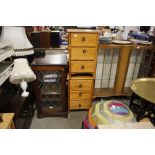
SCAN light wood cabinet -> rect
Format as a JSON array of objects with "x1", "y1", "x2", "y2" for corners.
[
  {"x1": 0, "y1": 113, "x2": 15, "y2": 129},
  {"x1": 68, "y1": 29, "x2": 99, "y2": 110},
  {"x1": 94, "y1": 44, "x2": 155, "y2": 97}
]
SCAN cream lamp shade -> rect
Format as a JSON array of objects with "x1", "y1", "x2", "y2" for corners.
[
  {"x1": 0, "y1": 26, "x2": 34, "y2": 56},
  {"x1": 10, "y1": 58, "x2": 36, "y2": 97}
]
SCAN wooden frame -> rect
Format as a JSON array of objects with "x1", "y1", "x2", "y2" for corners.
[{"x1": 94, "y1": 44, "x2": 155, "y2": 97}]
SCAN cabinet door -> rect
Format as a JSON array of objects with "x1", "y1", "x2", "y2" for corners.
[{"x1": 32, "y1": 65, "x2": 67, "y2": 115}]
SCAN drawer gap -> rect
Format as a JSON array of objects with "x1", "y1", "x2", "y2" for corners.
[{"x1": 70, "y1": 73, "x2": 94, "y2": 77}]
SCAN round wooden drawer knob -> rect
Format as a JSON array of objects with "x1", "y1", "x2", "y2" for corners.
[
  {"x1": 83, "y1": 49, "x2": 87, "y2": 53},
  {"x1": 82, "y1": 37, "x2": 86, "y2": 41},
  {"x1": 79, "y1": 104, "x2": 81, "y2": 108},
  {"x1": 81, "y1": 65, "x2": 85, "y2": 69},
  {"x1": 78, "y1": 84, "x2": 83, "y2": 88}
]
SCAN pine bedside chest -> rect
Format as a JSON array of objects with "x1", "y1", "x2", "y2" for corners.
[{"x1": 67, "y1": 29, "x2": 99, "y2": 110}]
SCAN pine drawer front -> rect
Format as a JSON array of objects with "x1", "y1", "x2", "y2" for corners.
[
  {"x1": 70, "y1": 91, "x2": 92, "y2": 100},
  {"x1": 70, "y1": 33, "x2": 98, "y2": 46},
  {"x1": 71, "y1": 61, "x2": 95, "y2": 73},
  {"x1": 70, "y1": 47, "x2": 96, "y2": 60},
  {"x1": 70, "y1": 79, "x2": 93, "y2": 91},
  {"x1": 69, "y1": 100, "x2": 91, "y2": 110}
]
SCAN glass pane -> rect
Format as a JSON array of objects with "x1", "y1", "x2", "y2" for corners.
[{"x1": 35, "y1": 70, "x2": 63, "y2": 108}]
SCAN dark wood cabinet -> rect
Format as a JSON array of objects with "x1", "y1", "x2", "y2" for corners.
[{"x1": 31, "y1": 54, "x2": 68, "y2": 118}]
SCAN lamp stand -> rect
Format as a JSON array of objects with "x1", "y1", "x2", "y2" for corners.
[{"x1": 20, "y1": 80, "x2": 29, "y2": 97}]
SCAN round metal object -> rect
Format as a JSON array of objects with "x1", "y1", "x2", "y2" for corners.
[{"x1": 130, "y1": 78, "x2": 155, "y2": 104}]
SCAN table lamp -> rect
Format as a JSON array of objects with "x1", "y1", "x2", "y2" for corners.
[
  {"x1": 10, "y1": 58, "x2": 36, "y2": 97},
  {"x1": 0, "y1": 26, "x2": 36, "y2": 97}
]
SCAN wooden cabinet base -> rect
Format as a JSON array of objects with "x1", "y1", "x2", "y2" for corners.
[{"x1": 37, "y1": 112, "x2": 68, "y2": 119}]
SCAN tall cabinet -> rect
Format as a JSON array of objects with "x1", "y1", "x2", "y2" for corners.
[
  {"x1": 67, "y1": 29, "x2": 99, "y2": 110},
  {"x1": 31, "y1": 54, "x2": 68, "y2": 118}
]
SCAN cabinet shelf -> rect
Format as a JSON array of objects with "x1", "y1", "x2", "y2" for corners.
[{"x1": 41, "y1": 92, "x2": 62, "y2": 95}]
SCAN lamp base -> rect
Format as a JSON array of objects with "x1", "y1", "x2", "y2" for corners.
[
  {"x1": 20, "y1": 80, "x2": 29, "y2": 97},
  {"x1": 21, "y1": 91, "x2": 29, "y2": 97}
]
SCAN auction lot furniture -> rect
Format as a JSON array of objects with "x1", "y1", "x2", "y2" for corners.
[
  {"x1": 94, "y1": 44, "x2": 155, "y2": 97},
  {"x1": 31, "y1": 54, "x2": 68, "y2": 118},
  {"x1": 129, "y1": 78, "x2": 155, "y2": 125},
  {"x1": 67, "y1": 29, "x2": 99, "y2": 110}
]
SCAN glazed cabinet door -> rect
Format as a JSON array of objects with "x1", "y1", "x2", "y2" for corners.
[{"x1": 32, "y1": 65, "x2": 67, "y2": 118}]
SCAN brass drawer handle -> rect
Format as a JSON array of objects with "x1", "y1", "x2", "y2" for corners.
[
  {"x1": 78, "y1": 84, "x2": 83, "y2": 88},
  {"x1": 79, "y1": 92, "x2": 82, "y2": 97},
  {"x1": 82, "y1": 37, "x2": 86, "y2": 41},
  {"x1": 83, "y1": 49, "x2": 87, "y2": 53},
  {"x1": 81, "y1": 65, "x2": 85, "y2": 69},
  {"x1": 79, "y1": 104, "x2": 81, "y2": 108}
]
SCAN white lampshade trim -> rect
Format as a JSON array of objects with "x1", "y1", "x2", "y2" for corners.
[
  {"x1": 0, "y1": 26, "x2": 34, "y2": 56},
  {"x1": 13, "y1": 49, "x2": 34, "y2": 56}
]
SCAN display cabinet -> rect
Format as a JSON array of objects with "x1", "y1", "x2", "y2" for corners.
[
  {"x1": 94, "y1": 44, "x2": 155, "y2": 97},
  {"x1": 31, "y1": 54, "x2": 68, "y2": 118}
]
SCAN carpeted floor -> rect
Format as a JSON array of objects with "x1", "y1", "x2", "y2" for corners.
[{"x1": 30, "y1": 110, "x2": 87, "y2": 129}]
